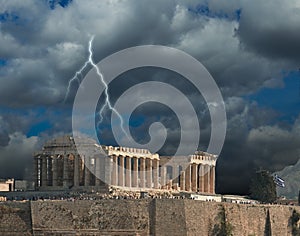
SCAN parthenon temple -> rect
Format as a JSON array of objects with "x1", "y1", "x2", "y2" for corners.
[{"x1": 34, "y1": 135, "x2": 217, "y2": 194}]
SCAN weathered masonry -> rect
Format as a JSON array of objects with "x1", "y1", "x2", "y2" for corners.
[
  {"x1": 1, "y1": 200, "x2": 299, "y2": 236},
  {"x1": 34, "y1": 135, "x2": 217, "y2": 193}
]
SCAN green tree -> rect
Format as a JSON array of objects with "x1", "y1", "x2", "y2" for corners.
[{"x1": 249, "y1": 170, "x2": 277, "y2": 203}]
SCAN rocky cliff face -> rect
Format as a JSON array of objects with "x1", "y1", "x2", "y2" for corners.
[
  {"x1": 0, "y1": 199, "x2": 300, "y2": 235},
  {"x1": 275, "y1": 157, "x2": 300, "y2": 199}
]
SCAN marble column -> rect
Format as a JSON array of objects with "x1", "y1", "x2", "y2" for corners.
[
  {"x1": 118, "y1": 156, "x2": 125, "y2": 187},
  {"x1": 95, "y1": 156, "x2": 101, "y2": 186},
  {"x1": 140, "y1": 158, "x2": 146, "y2": 188},
  {"x1": 84, "y1": 156, "x2": 90, "y2": 187},
  {"x1": 47, "y1": 157, "x2": 52, "y2": 186},
  {"x1": 41, "y1": 156, "x2": 48, "y2": 187},
  {"x1": 172, "y1": 165, "x2": 179, "y2": 185},
  {"x1": 72, "y1": 155, "x2": 79, "y2": 187},
  {"x1": 34, "y1": 156, "x2": 39, "y2": 188},
  {"x1": 63, "y1": 155, "x2": 69, "y2": 188},
  {"x1": 180, "y1": 171, "x2": 185, "y2": 191},
  {"x1": 185, "y1": 164, "x2": 191, "y2": 192},
  {"x1": 204, "y1": 165, "x2": 210, "y2": 192},
  {"x1": 198, "y1": 164, "x2": 205, "y2": 193},
  {"x1": 160, "y1": 166, "x2": 166, "y2": 188},
  {"x1": 210, "y1": 165, "x2": 215, "y2": 193},
  {"x1": 111, "y1": 155, "x2": 118, "y2": 186},
  {"x1": 191, "y1": 163, "x2": 198, "y2": 192},
  {"x1": 58, "y1": 156, "x2": 64, "y2": 186},
  {"x1": 132, "y1": 157, "x2": 138, "y2": 187},
  {"x1": 207, "y1": 165, "x2": 211, "y2": 193},
  {"x1": 90, "y1": 158, "x2": 95, "y2": 186},
  {"x1": 52, "y1": 156, "x2": 58, "y2": 187},
  {"x1": 153, "y1": 159, "x2": 159, "y2": 189},
  {"x1": 146, "y1": 159, "x2": 152, "y2": 188},
  {"x1": 125, "y1": 156, "x2": 131, "y2": 188}
]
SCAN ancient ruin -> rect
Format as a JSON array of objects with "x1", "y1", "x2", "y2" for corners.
[{"x1": 34, "y1": 135, "x2": 217, "y2": 193}]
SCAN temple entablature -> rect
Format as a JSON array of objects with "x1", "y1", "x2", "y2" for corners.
[
  {"x1": 103, "y1": 145, "x2": 159, "y2": 160},
  {"x1": 189, "y1": 152, "x2": 217, "y2": 166}
]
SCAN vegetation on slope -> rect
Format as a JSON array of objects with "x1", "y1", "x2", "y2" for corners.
[{"x1": 250, "y1": 170, "x2": 277, "y2": 203}]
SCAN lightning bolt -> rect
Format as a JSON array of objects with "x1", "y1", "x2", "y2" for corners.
[
  {"x1": 64, "y1": 56, "x2": 90, "y2": 103},
  {"x1": 64, "y1": 36, "x2": 128, "y2": 137}
]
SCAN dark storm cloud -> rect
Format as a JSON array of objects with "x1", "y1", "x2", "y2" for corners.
[
  {"x1": 206, "y1": 0, "x2": 300, "y2": 61},
  {"x1": 217, "y1": 98, "x2": 300, "y2": 194},
  {"x1": 175, "y1": 16, "x2": 290, "y2": 97},
  {"x1": 237, "y1": 0, "x2": 300, "y2": 61},
  {"x1": 1, "y1": 0, "x2": 291, "y2": 107},
  {"x1": 0, "y1": 0, "x2": 300, "y2": 194},
  {"x1": 0, "y1": 117, "x2": 10, "y2": 146}
]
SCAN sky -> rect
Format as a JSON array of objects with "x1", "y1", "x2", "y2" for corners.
[{"x1": 0, "y1": 0, "x2": 300, "y2": 195}]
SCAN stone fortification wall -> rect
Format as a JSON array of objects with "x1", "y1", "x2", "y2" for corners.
[
  {"x1": 1, "y1": 199, "x2": 300, "y2": 235},
  {"x1": 152, "y1": 200, "x2": 298, "y2": 236},
  {"x1": 183, "y1": 201, "x2": 296, "y2": 236},
  {"x1": 223, "y1": 202, "x2": 294, "y2": 236},
  {"x1": 0, "y1": 201, "x2": 32, "y2": 235},
  {"x1": 31, "y1": 199, "x2": 150, "y2": 235},
  {"x1": 150, "y1": 199, "x2": 187, "y2": 235}
]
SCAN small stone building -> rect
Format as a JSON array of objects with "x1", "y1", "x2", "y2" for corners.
[{"x1": 0, "y1": 179, "x2": 14, "y2": 192}]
